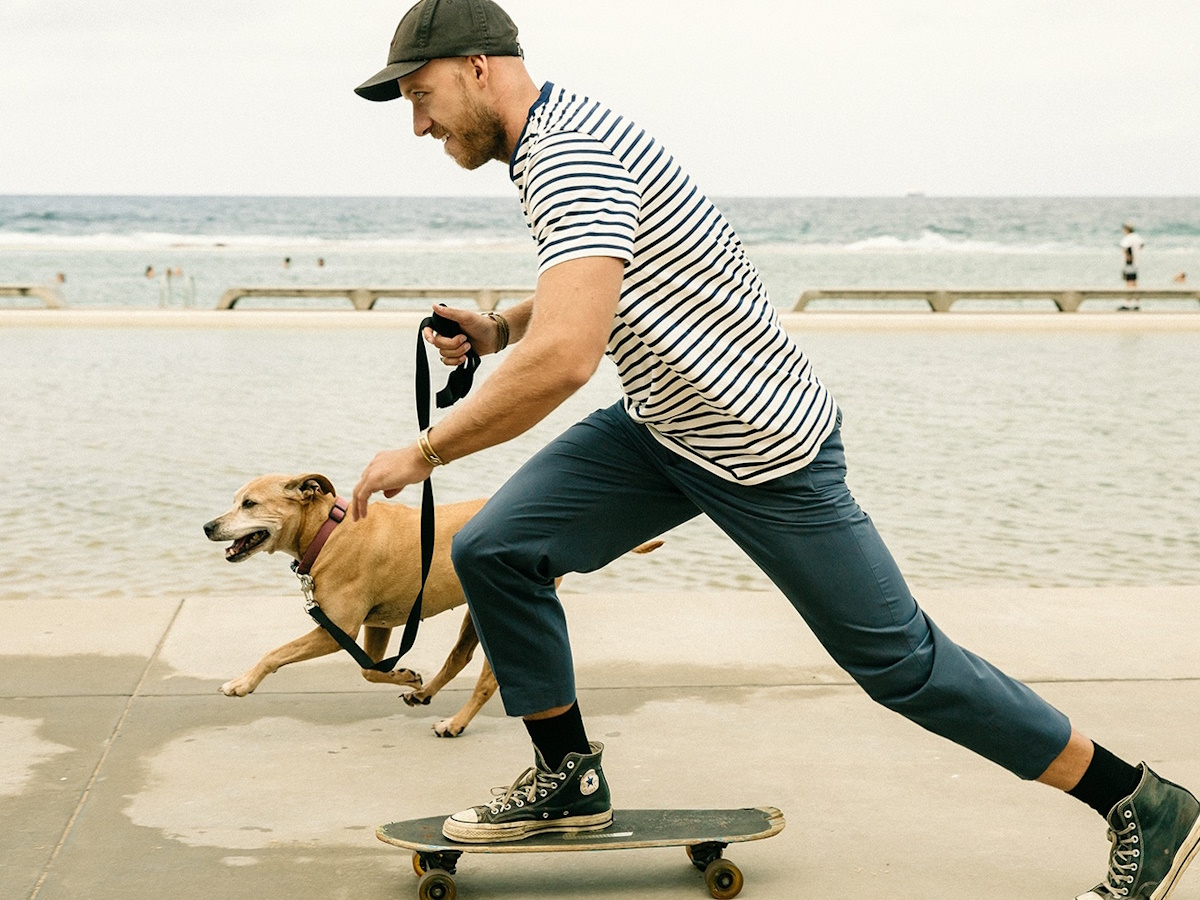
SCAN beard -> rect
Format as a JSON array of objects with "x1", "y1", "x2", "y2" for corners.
[{"x1": 440, "y1": 87, "x2": 509, "y2": 171}]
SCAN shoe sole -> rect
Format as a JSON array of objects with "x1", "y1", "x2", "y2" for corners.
[
  {"x1": 1151, "y1": 814, "x2": 1200, "y2": 900},
  {"x1": 442, "y1": 809, "x2": 613, "y2": 844}
]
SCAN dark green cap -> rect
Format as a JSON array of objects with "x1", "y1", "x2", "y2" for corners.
[{"x1": 354, "y1": 0, "x2": 523, "y2": 102}]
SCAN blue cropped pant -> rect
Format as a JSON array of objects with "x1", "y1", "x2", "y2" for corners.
[{"x1": 451, "y1": 403, "x2": 1072, "y2": 781}]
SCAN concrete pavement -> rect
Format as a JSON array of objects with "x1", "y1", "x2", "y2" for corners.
[{"x1": 4, "y1": 586, "x2": 1200, "y2": 900}]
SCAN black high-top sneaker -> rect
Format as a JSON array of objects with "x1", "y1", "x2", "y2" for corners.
[
  {"x1": 1077, "y1": 764, "x2": 1200, "y2": 900},
  {"x1": 443, "y1": 741, "x2": 612, "y2": 843}
]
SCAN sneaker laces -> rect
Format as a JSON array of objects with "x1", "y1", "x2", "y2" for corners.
[
  {"x1": 1101, "y1": 820, "x2": 1140, "y2": 896},
  {"x1": 484, "y1": 766, "x2": 567, "y2": 813}
]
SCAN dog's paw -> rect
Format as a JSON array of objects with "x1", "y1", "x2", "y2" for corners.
[
  {"x1": 397, "y1": 668, "x2": 423, "y2": 688},
  {"x1": 363, "y1": 667, "x2": 424, "y2": 689},
  {"x1": 402, "y1": 690, "x2": 432, "y2": 707},
  {"x1": 219, "y1": 679, "x2": 254, "y2": 697},
  {"x1": 432, "y1": 718, "x2": 466, "y2": 738}
]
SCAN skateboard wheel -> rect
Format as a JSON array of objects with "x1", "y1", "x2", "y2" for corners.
[
  {"x1": 417, "y1": 869, "x2": 457, "y2": 900},
  {"x1": 704, "y1": 859, "x2": 743, "y2": 899},
  {"x1": 412, "y1": 852, "x2": 427, "y2": 876}
]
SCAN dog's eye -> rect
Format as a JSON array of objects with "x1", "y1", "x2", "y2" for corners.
[{"x1": 241, "y1": 498, "x2": 257, "y2": 509}]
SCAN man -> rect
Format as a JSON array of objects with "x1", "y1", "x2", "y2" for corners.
[
  {"x1": 1119, "y1": 222, "x2": 1147, "y2": 310},
  {"x1": 351, "y1": 2, "x2": 1200, "y2": 896}
]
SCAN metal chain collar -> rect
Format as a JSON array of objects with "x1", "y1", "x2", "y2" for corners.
[{"x1": 296, "y1": 571, "x2": 316, "y2": 610}]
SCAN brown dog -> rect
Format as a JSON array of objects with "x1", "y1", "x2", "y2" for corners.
[{"x1": 203, "y1": 473, "x2": 659, "y2": 737}]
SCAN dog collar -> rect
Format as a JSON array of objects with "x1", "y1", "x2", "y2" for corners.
[{"x1": 291, "y1": 497, "x2": 349, "y2": 577}]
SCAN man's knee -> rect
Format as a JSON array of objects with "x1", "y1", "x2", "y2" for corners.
[
  {"x1": 845, "y1": 625, "x2": 1000, "y2": 727},
  {"x1": 451, "y1": 512, "x2": 551, "y2": 592},
  {"x1": 450, "y1": 516, "x2": 498, "y2": 592},
  {"x1": 853, "y1": 646, "x2": 937, "y2": 714},
  {"x1": 451, "y1": 516, "x2": 485, "y2": 571}
]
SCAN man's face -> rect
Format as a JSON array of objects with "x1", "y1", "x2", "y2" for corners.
[{"x1": 399, "y1": 59, "x2": 508, "y2": 170}]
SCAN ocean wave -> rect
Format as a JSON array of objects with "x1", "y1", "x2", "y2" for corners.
[
  {"x1": 856, "y1": 233, "x2": 1067, "y2": 253},
  {"x1": 0, "y1": 228, "x2": 1100, "y2": 255},
  {"x1": 746, "y1": 231, "x2": 1093, "y2": 254},
  {"x1": 4, "y1": 196, "x2": 1198, "y2": 256},
  {"x1": 0, "y1": 228, "x2": 1193, "y2": 256},
  {"x1": 0, "y1": 230, "x2": 532, "y2": 252}
]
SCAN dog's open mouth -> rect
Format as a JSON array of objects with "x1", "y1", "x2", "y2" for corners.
[{"x1": 225, "y1": 530, "x2": 269, "y2": 562}]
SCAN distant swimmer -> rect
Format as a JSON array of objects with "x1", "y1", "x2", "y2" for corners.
[
  {"x1": 1118, "y1": 222, "x2": 1145, "y2": 310},
  {"x1": 1174, "y1": 271, "x2": 1187, "y2": 284},
  {"x1": 145, "y1": 265, "x2": 156, "y2": 278},
  {"x1": 283, "y1": 257, "x2": 291, "y2": 268}
]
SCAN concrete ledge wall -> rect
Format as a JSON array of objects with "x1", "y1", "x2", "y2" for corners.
[
  {"x1": 0, "y1": 284, "x2": 64, "y2": 309},
  {"x1": 795, "y1": 286, "x2": 1200, "y2": 311},
  {"x1": 6, "y1": 308, "x2": 1200, "y2": 332}
]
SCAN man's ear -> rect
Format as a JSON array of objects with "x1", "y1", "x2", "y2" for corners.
[
  {"x1": 467, "y1": 54, "x2": 489, "y2": 87},
  {"x1": 285, "y1": 474, "x2": 336, "y2": 502}
]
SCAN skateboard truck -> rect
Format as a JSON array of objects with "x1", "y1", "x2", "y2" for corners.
[{"x1": 412, "y1": 841, "x2": 744, "y2": 900}]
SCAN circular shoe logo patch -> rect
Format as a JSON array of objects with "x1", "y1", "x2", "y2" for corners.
[{"x1": 579, "y1": 769, "x2": 600, "y2": 796}]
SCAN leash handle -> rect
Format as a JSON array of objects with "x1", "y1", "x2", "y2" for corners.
[{"x1": 423, "y1": 306, "x2": 481, "y2": 410}]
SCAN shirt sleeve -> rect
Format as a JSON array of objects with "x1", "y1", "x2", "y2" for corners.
[{"x1": 523, "y1": 132, "x2": 641, "y2": 275}]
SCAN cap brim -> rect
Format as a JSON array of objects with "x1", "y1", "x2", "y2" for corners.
[{"x1": 354, "y1": 59, "x2": 429, "y2": 102}]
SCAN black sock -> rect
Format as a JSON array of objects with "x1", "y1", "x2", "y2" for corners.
[
  {"x1": 1068, "y1": 743, "x2": 1143, "y2": 818},
  {"x1": 523, "y1": 701, "x2": 590, "y2": 772}
]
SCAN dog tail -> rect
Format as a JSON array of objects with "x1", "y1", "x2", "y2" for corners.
[{"x1": 630, "y1": 540, "x2": 664, "y2": 554}]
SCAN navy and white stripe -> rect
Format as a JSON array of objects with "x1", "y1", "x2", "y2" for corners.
[{"x1": 510, "y1": 83, "x2": 838, "y2": 484}]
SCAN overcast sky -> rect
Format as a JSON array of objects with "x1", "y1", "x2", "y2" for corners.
[{"x1": 1, "y1": 0, "x2": 1197, "y2": 197}]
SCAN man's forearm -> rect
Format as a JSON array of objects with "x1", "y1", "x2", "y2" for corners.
[
  {"x1": 426, "y1": 326, "x2": 587, "y2": 462},
  {"x1": 429, "y1": 259, "x2": 622, "y2": 462}
]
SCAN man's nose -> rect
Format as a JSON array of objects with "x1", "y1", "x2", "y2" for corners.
[{"x1": 412, "y1": 108, "x2": 432, "y2": 137}]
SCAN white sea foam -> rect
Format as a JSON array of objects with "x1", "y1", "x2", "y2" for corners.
[
  {"x1": 829, "y1": 230, "x2": 1067, "y2": 254},
  {"x1": 0, "y1": 227, "x2": 1082, "y2": 256},
  {"x1": 0, "y1": 230, "x2": 531, "y2": 253}
]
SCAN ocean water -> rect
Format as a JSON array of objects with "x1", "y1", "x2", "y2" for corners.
[
  {"x1": 1, "y1": 196, "x2": 1199, "y2": 604},
  {"x1": 2, "y1": 195, "x2": 1199, "y2": 310}
]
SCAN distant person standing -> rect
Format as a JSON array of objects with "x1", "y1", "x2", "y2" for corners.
[{"x1": 1119, "y1": 223, "x2": 1146, "y2": 309}]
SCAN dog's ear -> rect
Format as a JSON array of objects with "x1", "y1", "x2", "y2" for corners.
[{"x1": 285, "y1": 474, "x2": 336, "y2": 502}]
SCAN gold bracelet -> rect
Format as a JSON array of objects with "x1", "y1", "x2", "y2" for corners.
[
  {"x1": 485, "y1": 311, "x2": 510, "y2": 351},
  {"x1": 417, "y1": 427, "x2": 446, "y2": 467}
]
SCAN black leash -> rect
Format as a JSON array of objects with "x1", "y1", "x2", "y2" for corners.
[{"x1": 303, "y1": 306, "x2": 478, "y2": 672}]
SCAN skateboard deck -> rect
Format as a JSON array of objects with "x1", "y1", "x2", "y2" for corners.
[{"x1": 378, "y1": 806, "x2": 784, "y2": 900}]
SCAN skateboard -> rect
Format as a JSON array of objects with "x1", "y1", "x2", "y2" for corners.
[{"x1": 377, "y1": 806, "x2": 785, "y2": 900}]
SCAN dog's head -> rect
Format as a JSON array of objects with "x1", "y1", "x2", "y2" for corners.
[{"x1": 203, "y1": 473, "x2": 336, "y2": 563}]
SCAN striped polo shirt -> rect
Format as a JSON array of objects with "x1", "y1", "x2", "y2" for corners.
[{"x1": 509, "y1": 83, "x2": 838, "y2": 484}]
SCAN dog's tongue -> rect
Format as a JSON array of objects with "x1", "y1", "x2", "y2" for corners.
[
  {"x1": 226, "y1": 536, "x2": 253, "y2": 559},
  {"x1": 226, "y1": 530, "x2": 269, "y2": 561}
]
